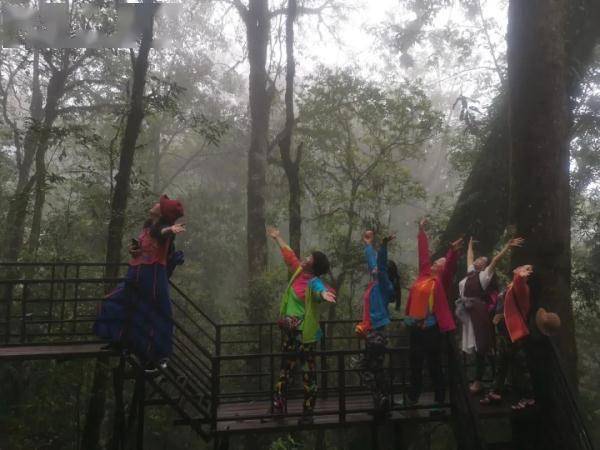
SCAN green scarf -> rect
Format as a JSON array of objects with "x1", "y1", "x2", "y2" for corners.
[{"x1": 279, "y1": 267, "x2": 321, "y2": 343}]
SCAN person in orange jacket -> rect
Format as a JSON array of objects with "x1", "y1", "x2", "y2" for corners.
[{"x1": 403, "y1": 218, "x2": 463, "y2": 411}]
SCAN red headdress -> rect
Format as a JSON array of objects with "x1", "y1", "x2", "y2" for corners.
[{"x1": 159, "y1": 194, "x2": 184, "y2": 224}]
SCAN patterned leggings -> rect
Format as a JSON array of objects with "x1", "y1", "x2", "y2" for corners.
[
  {"x1": 359, "y1": 329, "x2": 389, "y2": 410},
  {"x1": 272, "y1": 329, "x2": 317, "y2": 415}
]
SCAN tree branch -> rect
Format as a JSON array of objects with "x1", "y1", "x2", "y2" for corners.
[{"x1": 269, "y1": 0, "x2": 335, "y2": 18}]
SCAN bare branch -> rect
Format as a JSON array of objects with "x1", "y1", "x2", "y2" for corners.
[
  {"x1": 56, "y1": 103, "x2": 125, "y2": 116},
  {"x1": 269, "y1": 0, "x2": 335, "y2": 18}
]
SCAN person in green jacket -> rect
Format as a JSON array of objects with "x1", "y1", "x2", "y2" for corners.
[{"x1": 267, "y1": 227, "x2": 336, "y2": 425}]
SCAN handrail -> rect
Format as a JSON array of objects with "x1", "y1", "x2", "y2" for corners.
[
  {"x1": 0, "y1": 277, "x2": 124, "y2": 284},
  {"x1": 169, "y1": 282, "x2": 217, "y2": 329},
  {"x1": 540, "y1": 338, "x2": 595, "y2": 450},
  {"x1": 0, "y1": 262, "x2": 128, "y2": 266}
]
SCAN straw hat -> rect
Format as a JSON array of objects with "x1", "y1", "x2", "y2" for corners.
[{"x1": 535, "y1": 308, "x2": 561, "y2": 336}]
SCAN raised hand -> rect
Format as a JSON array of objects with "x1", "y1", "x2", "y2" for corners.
[
  {"x1": 508, "y1": 237, "x2": 525, "y2": 248},
  {"x1": 382, "y1": 233, "x2": 396, "y2": 245},
  {"x1": 363, "y1": 230, "x2": 374, "y2": 245},
  {"x1": 451, "y1": 237, "x2": 464, "y2": 251},
  {"x1": 322, "y1": 291, "x2": 336, "y2": 303},
  {"x1": 514, "y1": 264, "x2": 533, "y2": 278},
  {"x1": 266, "y1": 226, "x2": 280, "y2": 239},
  {"x1": 419, "y1": 218, "x2": 428, "y2": 229}
]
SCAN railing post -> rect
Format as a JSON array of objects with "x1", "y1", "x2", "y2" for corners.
[
  {"x1": 112, "y1": 356, "x2": 126, "y2": 450},
  {"x1": 321, "y1": 322, "x2": 328, "y2": 399},
  {"x1": 136, "y1": 369, "x2": 145, "y2": 450},
  {"x1": 59, "y1": 264, "x2": 68, "y2": 338},
  {"x1": 4, "y1": 282, "x2": 13, "y2": 344},
  {"x1": 338, "y1": 353, "x2": 345, "y2": 423},
  {"x1": 270, "y1": 323, "x2": 275, "y2": 402},
  {"x1": 72, "y1": 264, "x2": 81, "y2": 335},
  {"x1": 21, "y1": 284, "x2": 28, "y2": 343},
  {"x1": 258, "y1": 324, "x2": 262, "y2": 393},
  {"x1": 48, "y1": 265, "x2": 56, "y2": 336},
  {"x1": 211, "y1": 325, "x2": 221, "y2": 433}
]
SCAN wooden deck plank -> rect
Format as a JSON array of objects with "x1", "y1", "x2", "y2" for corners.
[
  {"x1": 0, "y1": 343, "x2": 115, "y2": 360},
  {"x1": 215, "y1": 393, "x2": 451, "y2": 434}
]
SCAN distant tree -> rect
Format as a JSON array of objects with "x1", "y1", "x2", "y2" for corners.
[
  {"x1": 297, "y1": 68, "x2": 442, "y2": 318},
  {"x1": 83, "y1": 1, "x2": 156, "y2": 448}
]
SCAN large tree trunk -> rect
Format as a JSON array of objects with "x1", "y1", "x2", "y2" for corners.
[
  {"x1": 81, "y1": 4, "x2": 154, "y2": 449},
  {"x1": 507, "y1": 0, "x2": 574, "y2": 372},
  {"x1": 278, "y1": 0, "x2": 302, "y2": 256},
  {"x1": 244, "y1": 0, "x2": 270, "y2": 281},
  {"x1": 103, "y1": 3, "x2": 154, "y2": 280},
  {"x1": 436, "y1": 0, "x2": 600, "y2": 261}
]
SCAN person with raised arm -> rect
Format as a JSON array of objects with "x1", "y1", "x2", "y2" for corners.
[
  {"x1": 356, "y1": 230, "x2": 398, "y2": 414},
  {"x1": 480, "y1": 264, "x2": 538, "y2": 410},
  {"x1": 267, "y1": 227, "x2": 336, "y2": 425},
  {"x1": 94, "y1": 195, "x2": 185, "y2": 371},
  {"x1": 456, "y1": 236, "x2": 524, "y2": 395},
  {"x1": 403, "y1": 218, "x2": 463, "y2": 414}
]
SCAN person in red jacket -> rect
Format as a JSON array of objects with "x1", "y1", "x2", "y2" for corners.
[
  {"x1": 403, "y1": 218, "x2": 463, "y2": 411},
  {"x1": 480, "y1": 264, "x2": 535, "y2": 410}
]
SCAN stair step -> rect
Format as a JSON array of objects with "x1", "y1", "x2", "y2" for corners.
[{"x1": 487, "y1": 443, "x2": 515, "y2": 450}]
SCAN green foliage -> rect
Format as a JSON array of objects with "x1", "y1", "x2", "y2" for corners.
[
  {"x1": 296, "y1": 67, "x2": 442, "y2": 315},
  {"x1": 269, "y1": 435, "x2": 303, "y2": 450}
]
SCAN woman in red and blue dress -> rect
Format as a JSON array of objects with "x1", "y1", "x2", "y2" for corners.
[
  {"x1": 94, "y1": 195, "x2": 185, "y2": 368},
  {"x1": 356, "y1": 230, "x2": 399, "y2": 414}
]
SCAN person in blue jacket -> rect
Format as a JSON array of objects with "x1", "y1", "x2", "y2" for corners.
[{"x1": 357, "y1": 230, "x2": 399, "y2": 413}]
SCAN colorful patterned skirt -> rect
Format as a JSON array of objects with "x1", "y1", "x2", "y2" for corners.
[{"x1": 93, "y1": 264, "x2": 173, "y2": 362}]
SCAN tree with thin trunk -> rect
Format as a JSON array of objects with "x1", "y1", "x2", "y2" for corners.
[
  {"x1": 82, "y1": 2, "x2": 155, "y2": 448},
  {"x1": 275, "y1": 0, "x2": 303, "y2": 256},
  {"x1": 1, "y1": 50, "x2": 43, "y2": 263},
  {"x1": 28, "y1": 49, "x2": 89, "y2": 256},
  {"x1": 233, "y1": 0, "x2": 271, "y2": 282},
  {"x1": 298, "y1": 69, "x2": 442, "y2": 320},
  {"x1": 231, "y1": 0, "x2": 338, "y2": 282}
]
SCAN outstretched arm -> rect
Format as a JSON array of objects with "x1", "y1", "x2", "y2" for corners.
[
  {"x1": 512, "y1": 265, "x2": 532, "y2": 300},
  {"x1": 467, "y1": 237, "x2": 474, "y2": 269},
  {"x1": 442, "y1": 237, "x2": 463, "y2": 290},
  {"x1": 487, "y1": 237, "x2": 525, "y2": 273},
  {"x1": 161, "y1": 223, "x2": 186, "y2": 235},
  {"x1": 309, "y1": 278, "x2": 337, "y2": 303},
  {"x1": 417, "y1": 218, "x2": 430, "y2": 275},
  {"x1": 267, "y1": 226, "x2": 300, "y2": 271}
]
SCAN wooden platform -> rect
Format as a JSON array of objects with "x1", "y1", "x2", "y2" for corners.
[
  {"x1": 215, "y1": 393, "x2": 452, "y2": 434},
  {"x1": 470, "y1": 390, "x2": 539, "y2": 420},
  {"x1": 0, "y1": 343, "x2": 115, "y2": 361}
]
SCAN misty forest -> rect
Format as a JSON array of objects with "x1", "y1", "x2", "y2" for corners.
[{"x1": 1, "y1": 0, "x2": 600, "y2": 449}]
